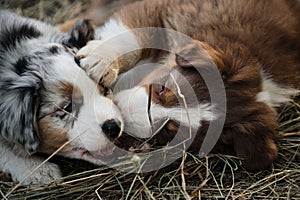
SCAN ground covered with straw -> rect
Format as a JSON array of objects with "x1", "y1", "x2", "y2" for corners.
[{"x1": 0, "y1": 1, "x2": 299, "y2": 199}]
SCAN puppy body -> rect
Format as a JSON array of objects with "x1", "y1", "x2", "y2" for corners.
[
  {"x1": 78, "y1": 0, "x2": 300, "y2": 171},
  {"x1": 0, "y1": 10, "x2": 123, "y2": 185}
]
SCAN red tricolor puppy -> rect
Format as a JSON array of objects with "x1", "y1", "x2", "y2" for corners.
[{"x1": 77, "y1": 0, "x2": 300, "y2": 171}]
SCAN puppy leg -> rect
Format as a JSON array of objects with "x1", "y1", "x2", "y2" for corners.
[
  {"x1": 76, "y1": 19, "x2": 141, "y2": 87},
  {"x1": 223, "y1": 103, "x2": 278, "y2": 171},
  {"x1": 76, "y1": 40, "x2": 121, "y2": 87},
  {"x1": 0, "y1": 140, "x2": 61, "y2": 185}
]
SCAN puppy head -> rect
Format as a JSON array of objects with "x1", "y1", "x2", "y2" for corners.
[
  {"x1": 35, "y1": 45, "x2": 123, "y2": 158},
  {"x1": 4, "y1": 44, "x2": 123, "y2": 160},
  {"x1": 0, "y1": 21, "x2": 123, "y2": 160},
  {"x1": 114, "y1": 41, "x2": 219, "y2": 138}
]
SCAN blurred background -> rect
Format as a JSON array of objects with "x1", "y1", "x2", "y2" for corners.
[{"x1": 0, "y1": 0, "x2": 139, "y2": 26}]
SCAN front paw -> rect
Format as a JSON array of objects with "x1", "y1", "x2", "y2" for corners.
[
  {"x1": 241, "y1": 139, "x2": 278, "y2": 172},
  {"x1": 76, "y1": 40, "x2": 120, "y2": 87},
  {"x1": 12, "y1": 162, "x2": 62, "y2": 186}
]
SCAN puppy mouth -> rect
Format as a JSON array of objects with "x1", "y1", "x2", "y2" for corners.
[
  {"x1": 72, "y1": 134, "x2": 153, "y2": 159},
  {"x1": 73, "y1": 145, "x2": 116, "y2": 159},
  {"x1": 113, "y1": 133, "x2": 151, "y2": 153}
]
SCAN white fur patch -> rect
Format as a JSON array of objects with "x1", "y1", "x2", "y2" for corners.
[
  {"x1": 115, "y1": 86, "x2": 216, "y2": 138},
  {"x1": 0, "y1": 140, "x2": 62, "y2": 185},
  {"x1": 115, "y1": 86, "x2": 150, "y2": 138},
  {"x1": 51, "y1": 50, "x2": 123, "y2": 152},
  {"x1": 92, "y1": 18, "x2": 140, "y2": 58},
  {"x1": 256, "y1": 73, "x2": 299, "y2": 107},
  {"x1": 95, "y1": 19, "x2": 129, "y2": 39}
]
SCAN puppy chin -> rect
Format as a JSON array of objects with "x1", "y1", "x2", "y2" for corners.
[{"x1": 54, "y1": 142, "x2": 115, "y2": 165}]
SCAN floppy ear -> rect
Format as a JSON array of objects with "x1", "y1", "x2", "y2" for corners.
[
  {"x1": 175, "y1": 40, "x2": 222, "y2": 69},
  {"x1": 0, "y1": 58, "x2": 42, "y2": 154},
  {"x1": 62, "y1": 19, "x2": 95, "y2": 49}
]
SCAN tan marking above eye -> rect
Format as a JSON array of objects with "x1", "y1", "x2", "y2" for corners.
[{"x1": 60, "y1": 82, "x2": 83, "y2": 101}]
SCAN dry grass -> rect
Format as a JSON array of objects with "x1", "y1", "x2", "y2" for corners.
[
  {"x1": 0, "y1": 0, "x2": 91, "y2": 24},
  {"x1": 0, "y1": 1, "x2": 299, "y2": 199}
]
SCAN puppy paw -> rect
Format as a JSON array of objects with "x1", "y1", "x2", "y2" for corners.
[
  {"x1": 242, "y1": 139, "x2": 278, "y2": 172},
  {"x1": 76, "y1": 40, "x2": 120, "y2": 88},
  {"x1": 227, "y1": 103, "x2": 279, "y2": 171},
  {"x1": 12, "y1": 162, "x2": 62, "y2": 186}
]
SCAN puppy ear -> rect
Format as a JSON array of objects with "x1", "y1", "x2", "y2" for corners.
[
  {"x1": 175, "y1": 40, "x2": 222, "y2": 69},
  {"x1": 0, "y1": 58, "x2": 42, "y2": 154},
  {"x1": 63, "y1": 19, "x2": 95, "y2": 49}
]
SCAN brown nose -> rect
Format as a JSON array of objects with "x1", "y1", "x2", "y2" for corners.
[{"x1": 101, "y1": 119, "x2": 121, "y2": 139}]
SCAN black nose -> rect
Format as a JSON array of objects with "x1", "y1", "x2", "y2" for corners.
[{"x1": 101, "y1": 119, "x2": 121, "y2": 139}]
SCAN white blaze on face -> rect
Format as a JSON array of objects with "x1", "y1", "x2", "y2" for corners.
[
  {"x1": 114, "y1": 86, "x2": 216, "y2": 138},
  {"x1": 51, "y1": 52, "x2": 123, "y2": 152},
  {"x1": 114, "y1": 86, "x2": 152, "y2": 138}
]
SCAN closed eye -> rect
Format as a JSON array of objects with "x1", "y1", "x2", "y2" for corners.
[
  {"x1": 74, "y1": 56, "x2": 81, "y2": 66},
  {"x1": 63, "y1": 102, "x2": 72, "y2": 113},
  {"x1": 153, "y1": 84, "x2": 166, "y2": 97},
  {"x1": 158, "y1": 85, "x2": 165, "y2": 96},
  {"x1": 56, "y1": 102, "x2": 73, "y2": 119}
]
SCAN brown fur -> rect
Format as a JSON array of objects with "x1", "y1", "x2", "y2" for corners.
[
  {"x1": 38, "y1": 116, "x2": 70, "y2": 153},
  {"x1": 38, "y1": 84, "x2": 83, "y2": 154},
  {"x1": 109, "y1": 0, "x2": 300, "y2": 171},
  {"x1": 116, "y1": 0, "x2": 300, "y2": 86},
  {"x1": 76, "y1": 0, "x2": 300, "y2": 171}
]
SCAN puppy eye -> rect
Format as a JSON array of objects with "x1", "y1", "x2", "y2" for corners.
[
  {"x1": 153, "y1": 84, "x2": 165, "y2": 96},
  {"x1": 159, "y1": 85, "x2": 165, "y2": 95},
  {"x1": 74, "y1": 56, "x2": 81, "y2": 67},
  {"x1": 56, "y1": 102, "x2": 72, "y2": 119},
  {"x1": 63, "y1": 102, "x2": 73, "y2": 113}
]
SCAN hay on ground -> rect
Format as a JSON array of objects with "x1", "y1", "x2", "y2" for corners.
[{"x1": 0, "y1": 1, "x2": 299, "y2": 199}]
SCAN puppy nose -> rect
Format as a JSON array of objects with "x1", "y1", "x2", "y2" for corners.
[{"x1": 101, "y1": 119, "x2": 121, "y2": 139}]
